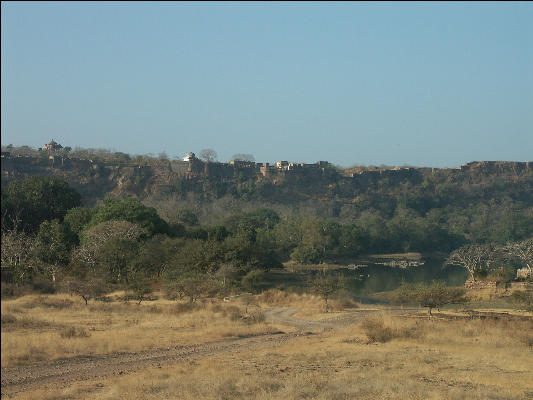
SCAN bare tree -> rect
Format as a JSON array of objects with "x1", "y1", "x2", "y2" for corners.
[
  {"x1": 63, "y1": 274, "x2": 107, "y2": 306},
  {"x1": 82, "y1": 220, "x2": 146, "y2": 244},
  {"x1": 215, "y1": 263, "x2": 239, "y2": 287},
  {"x1": 446, "y1": 244, "x2": 496, "y2": 281},
  {"x1": 73, "y1": 221, "x2": 145, "y2": 281},
  {"x1": 405, "y1": 282, "x2": 467, "y2": 319},
  {"x1": 505, "y1": 238, "x2": 533, "y2": 274},
  {"x1": 199, "y1": 149, "x2": 218, "y2": 163},
  {"x1": 0, "y1": 230, "x2": 37, "y2": 282}
]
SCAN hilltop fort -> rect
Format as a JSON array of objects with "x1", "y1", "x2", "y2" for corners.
[{"x1": 1, "y1": 143, "x2": 532, "y2": 205}]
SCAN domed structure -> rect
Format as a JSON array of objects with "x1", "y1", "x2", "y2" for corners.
[{"x1": 183, "y1": 152, "x2": 196, "y2": 162}]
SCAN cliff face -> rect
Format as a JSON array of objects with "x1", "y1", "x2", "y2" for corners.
[{"x1": 2, "y1": 155, "x2": 532, "y2": 205}]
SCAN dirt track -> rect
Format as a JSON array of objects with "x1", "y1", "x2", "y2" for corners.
[{"x1": 0, "y1": 307, "x2": 412, "y2": 398}]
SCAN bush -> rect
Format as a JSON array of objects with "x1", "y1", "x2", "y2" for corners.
[
  {"x1": 31, "y1": 277, "x2": 57, "y2": 294},
  {"x1": 1, "y1": 282, "x2": 33, "y2": 299},
  {"x1": 241, "y1": 270, "x2": 266, "y2": 293},
  {"x1": 60, "y1": 326, "x2": 90, "y2": 338},
  {"x1": 243, "y1": 309, "x2": 265, "y2": 324},
  {"x1": 330, "y1": 297, "x2": 358, "y2": 311},
  {"x1": 360, "y1": 316, "x2": 396, "y2": 343},
  {"x1": 360, "y1": 315, "x2": 420, "y2": 343}
]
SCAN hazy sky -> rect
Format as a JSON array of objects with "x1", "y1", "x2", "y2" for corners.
[{"x1": 2, "y1": 2, "x2": 532, "y2": 167}]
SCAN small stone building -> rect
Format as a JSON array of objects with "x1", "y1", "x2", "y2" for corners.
[
  {"x1": 42, "y1": 140, "x2": 63, "y2": 152},
  {"x1": 183, "y1": 152, "x2": 196, "y2": 162}
]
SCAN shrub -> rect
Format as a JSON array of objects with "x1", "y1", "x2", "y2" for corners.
[
  {"x1": 60, "y1": 326, "x2": 90, "y2": 338},
  {"x1": 241, "y1": 270, "x2": 266, "y2": 293},
  {"x1": 31, "y1": 276, "x2": 56, "y2": 294},
  {"x1": 243, "y1": 309, "x2": 266, "y2": 324},
  {"x1": 360, "y1": 315, "x2": 420, "y2": 343},
  {"x1": 360, "y1": 316, "x2": 396, "y2": 343},
  {"x1": 330, "y1": 297, "x2": 358, "y2": 311}
]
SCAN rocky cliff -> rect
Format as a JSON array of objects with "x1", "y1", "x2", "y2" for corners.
[{"x1": 2, "y1": 154, "x2": 532, "y2": 205}]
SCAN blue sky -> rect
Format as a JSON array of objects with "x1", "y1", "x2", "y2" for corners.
[{"x1": 2, "y1": 2, "x2": 532, "y2": 167}]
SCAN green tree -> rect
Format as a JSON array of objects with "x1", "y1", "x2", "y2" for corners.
[
  {"x1": 34, "y1": 220, "x2": 77, "y2": 287},
  {"x1": 97, "y1": 238, "x2": 139, "y2": 283},
  {"x1": 308, "y1": 272, "x2": 345, "y2": 313},
  {"x1": 246, "y1": 208, "x2": 280, "y2": 230},
  {"x1": 132, "y1": 235, "x2": 184, "y2": 277},
  {"x1": 163, "y1": 270, "x2": 216, "y2": 303},
  {"x1": 2, "y1": 176, "x2": 81, "y2": 233},
  {"x1": 64, "y1": 206, "x2": 97, "y2": 234},
  {"x1": 241, "y1": 270, "x2": 266, "y2": 293},
  {"x1": 337, "y1": 224, "x2": 368, "y2": 257},
  {"x1": 222, "y1": 233, "x2": 281, "y2": 274},
  {"x1": 127, "y1": 270, "x2": 153, "y2": 304},
  {"x1": 87, "y1": 198, "x2": 171, "y2": 236},
  {"x1": 173, "y1": 209, "x2": 199, "y2": 226},
  {"x1": 409, "y1": 282, "x2": 467, "y2": 318},
  {"x1": 72, "y1": 221, "x2": 145, "y2": 282},
  {"x1": 63, "y1": 272, "x2": 108, "y2": 306}
]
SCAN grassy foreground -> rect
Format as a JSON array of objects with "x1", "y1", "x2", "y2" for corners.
[
  {"x1": 1, "y1": 292, "x2": 277, "y2": 368},
  {"x1": 2, "y1": 290, "x2": 533, "y2": 399}
]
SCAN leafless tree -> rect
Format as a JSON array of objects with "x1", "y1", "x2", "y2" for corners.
[
  {"x1": 82, "y1": 220, "x2": 146, "y2": 244},
  {"x1": 215, "y1": 263, "x2": 239, "y2": 287},
  {"x1": 0, "y1": 230, "x2": 37, "y2": 282},
  {"x1": 199, "y1": 148, "x2": 218, "y2": 163},
  {"x1": 446, "y1": 244, "x2": 496, "y2": 281},
  {"x1": 505, "y1": 238, "x2": 533, "y2": 273},
  {"x1": 63, "y1": 275, "x2": 107, "y2": 305},
  {"x1": 72, "y1": 221, "x2": 145, "y2": 278}
]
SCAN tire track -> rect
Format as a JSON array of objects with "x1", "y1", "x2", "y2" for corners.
[{"x1": 1, "y1": 307, "x2": 415, "y2": 397}]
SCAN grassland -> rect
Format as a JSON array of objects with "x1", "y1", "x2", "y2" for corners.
[
  {"x1": 2, "y1": 289, "x2": 533, "y2": 399},
  {"x1": 1, "y1": 292, "x2": 277, "y2": 369}
]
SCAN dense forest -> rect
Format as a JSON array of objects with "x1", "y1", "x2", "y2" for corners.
[{"x1": 1, "y1": 145, "x2": 532, "y2": 298}]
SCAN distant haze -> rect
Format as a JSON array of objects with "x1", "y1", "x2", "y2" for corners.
[{"x1": 2, "y1": 2, "x2": 532, "y2": 167}]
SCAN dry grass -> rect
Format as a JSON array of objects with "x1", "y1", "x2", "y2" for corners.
[
  {"x1": 1, "y1": 292, "x2": 276, "y2": 368},
  {"x1": 257, "y1": 288, "x2": 358, "y2": 319},
  {"x1": 15, "y1": 312, "x2": 533, "y2": 400},
  {"x1": 4, "y1": 290, "x2": 533, "y2": 399}
]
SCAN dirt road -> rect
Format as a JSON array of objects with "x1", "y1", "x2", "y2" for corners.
[{"x1": 1, "y1": 307, "x2": 411, "y2": 398}]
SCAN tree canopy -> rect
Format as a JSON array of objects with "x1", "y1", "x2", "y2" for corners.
[
  {"x1": 87, "y1": 198, "x2": 172, "y2": 237},
  {"x1": 2, "y1": 176, "x2": 81, "y2": 233}
]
